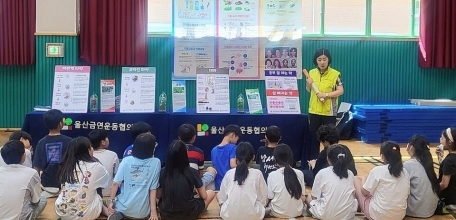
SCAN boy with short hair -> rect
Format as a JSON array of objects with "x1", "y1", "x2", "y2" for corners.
[
  {"x1": 178, "y1": 124, "x2": 216, "y2": 187},
  {"x1": 122, "y1": 121, "x2": 152, "y2": 158},
  {"x1": 88, "y1": 129, "x2": 119, "y2": 196},
  {"x1": 256, "y1": 125, "x2": 282, "y2": 180},
  {"x1": 0, "y1": 130, "x2": 33, "y2": 167},
  {"x1": 33, "y1": 109, "x2": 72, "y2": 192},
  {"x1": 0, "y1": 140, "x2": 46, "y2": 219},
  {"x1": 211, "y1": 124, "x2": 242, "y2": 190}
]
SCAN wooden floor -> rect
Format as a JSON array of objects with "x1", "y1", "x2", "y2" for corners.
[{"x1": 0, "y1": 130, "x2": 454, "y2": 220}]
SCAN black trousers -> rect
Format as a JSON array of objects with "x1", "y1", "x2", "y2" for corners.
[{"x1": 308, "y1": 113, "x2": 336, "y2": 159}]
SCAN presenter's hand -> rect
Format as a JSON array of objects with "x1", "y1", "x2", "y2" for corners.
[
  {"x1": 316, "y1": 93, "x2": 326, "y2": 99},
  {"x1": 305, "y1": 78, "x2": 314, "y2": 85},
  {"x1": 308, "y1": 160, "x2": 316, "y2": 169}
]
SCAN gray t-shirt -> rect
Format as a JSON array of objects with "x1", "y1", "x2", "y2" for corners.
[{"x1": 403, "y1": 159, "x2": 439, "y2": 218}]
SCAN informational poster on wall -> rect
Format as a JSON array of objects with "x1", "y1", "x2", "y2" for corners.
[
  {"x1": 196, "y1": 68, "x2": 230, "y2": 113},
  {"x1": 51, "y1": 65, "x2": 91, "y2": 113},
  {"x1": 172, "y1": 0, "x2": 302, "y2": 80},
  {"x1": 120, "y1": 67, "x2": 156, "y2": 113},
  {"x1": 264, "y1": 70, "x2": 301, "y2": 114},
  {"x1": 172, "y1": 80, "x2": 187, "y2": 112},
  {"x1": 100, "y1": 79, "x2": 115, "y2": 113}
]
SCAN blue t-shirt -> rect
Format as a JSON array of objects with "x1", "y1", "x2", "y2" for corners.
[
  {"x1": 122, "y1": 144, "x2": 133, "y2": 158},
  {"x1": 211, "y1": 143, "x2": 237, "y2": 190},
  {"x1": 113, "y1": 156, "x2": 161, "y2": 218}
]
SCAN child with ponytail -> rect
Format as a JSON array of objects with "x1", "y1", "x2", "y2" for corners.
[
  {"x1": 438, "y1": 127, "x2": 456, "y2": 209},
  {"x1": 404, "y1": 134, "x2": 439, "y2": 217},
  {"x1": 218, "y1": 142, "x2": 268, "y2": 220},
  {"x1": 354, "y1": 141, "x2": 410, "y2": 220},
  {"x1": 306, "y1": 144, "x2": 357, "y2": 219},
  {"x1": 266, "y1": 144, "x2": 305, "y2": 218}
]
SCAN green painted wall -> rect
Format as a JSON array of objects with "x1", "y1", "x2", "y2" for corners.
[{"x1": 0, "y1": 36, "x2": 455, "y2": 128}]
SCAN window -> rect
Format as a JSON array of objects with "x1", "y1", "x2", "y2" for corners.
[
  {"x1": 148, "y1": 0, "x2": 419, "y2": 37},
  {"x1": 324, "y1": 0, "x2": 366, "y2": 35},
  {"x1": 371, "y1": 0, "x2": 411, "y2": 36}
]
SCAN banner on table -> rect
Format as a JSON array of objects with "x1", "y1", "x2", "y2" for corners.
[{"x1": 172, "y1": 0, "x2": 302, "y2": 80}]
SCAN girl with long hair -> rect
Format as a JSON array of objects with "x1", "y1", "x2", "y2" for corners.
[
  {"x1": 54, "y1": 137, "x2": 110, "y2": 220},
  {"x1": 218, "y1": 142, "x2": 268, "y2": 220},
  {"x1": 404, "y1": 135, "x2": 439, "y2": 217},
  {"x1": 306, "y1": 144, "x2": 357, "y2": 219},
  {"x1": 438, "y1": 127, "x2": 456, "y2": 209},
  {"x1": 157, "y1": 140, "x2": 216, "y2": 220},
  {"x1": 354, "y1": 141, "x2": 410, "y2": 220},
  {"x1": 266, "y1": 144, "x2": 305, "y2": 218}
]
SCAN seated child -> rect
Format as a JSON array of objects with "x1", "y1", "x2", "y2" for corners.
[
  {"x1": 178, "y1": 124, "x2": 216, "y2": 188},
  {"x1": 33, "y1": 109, "x2": 73, "y2": 193},
  {"x1": 0, "y1": 130, "x2": 33, "y2": 167},
  {"x1": 88, "y1": 129, "x2": 119, "y2": 196},
  {"x1": 0, "y1": 140, "x2": 46, "y2": 219},
  {"x1": 354, "y1": 141, "x2": 410, "y2": 220},
  {"x1": 211, "y1": 124, "x2": 241, "y2": 190},
  {"x1": 304, "y1": 124, "x2": 357, "y2": 187},
  {"x1": 306, "y1": 144, "x2": 357, "y2": 219},
  {"x1": 157, "y1": 140, "x2": 216, "y2": 220},
  {"x1": 108, "y1": 133, "x2": 161, "y2": 220},
  {"x1": 267, "y1": 144, "x2": 305, "y2": 218},
  {"x1": 218, "y1": 142, "x2": 268, "y2": 220},
  {"x1": 256, "y1": 125, "x2": 281, "y2": 181},
  {"x1": 54, "y1": 137, "x2": 110, "y2": 219},
  {"x1": 438, "y1": 127, "x2": 456, "y2": 210},
  {"x1": 122, "y1": 121, "x2": 151, "y2": 158}
]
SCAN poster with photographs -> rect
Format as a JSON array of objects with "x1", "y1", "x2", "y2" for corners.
[
  {"x1": 120, "y1": 67, "x2": 156, "y2": 113},
  {"x1": 172, "y1": 0, "x2": 302, "y2": 80},
  {"x1": 51, "y1": 66, "x2": 91, "y2": 113}
]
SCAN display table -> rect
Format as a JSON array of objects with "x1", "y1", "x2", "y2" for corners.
[
  {"x1": 22, "y1": 110, "x2": 311, "y2": 164},
  {"x1": 22, "y1": 112, "x2": 170, "y2": 161}
]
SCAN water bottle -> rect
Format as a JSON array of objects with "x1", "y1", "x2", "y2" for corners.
[
  {"x1": 159, "y1": 92, "x2": 167, "y2": 112},
  {"x1": 237, "y1": 93, "x2": 245, "y2": 113},
  {"x1": 195, "y1": 0, "x2": 199, "y2": 10},
  {"x1": 90, "y1": 93, "x2": 98, "y2": 112}
]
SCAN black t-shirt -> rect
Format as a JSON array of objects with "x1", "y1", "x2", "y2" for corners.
[
  {"x1": 313, "y1": 145, "x2": 357, "y2": 176},
  {"x1": 439, "y1": 154, "x2": 456, "y2": 204},
  {"x1": 158, "y1": 167, "x2": 203, "y2": 213},
  {"x1": 32, "y1": 134, "x2": 72, "y2": 188},
  {"x1": 256, "y1": 146, "x2": 277, "y2": 180}
]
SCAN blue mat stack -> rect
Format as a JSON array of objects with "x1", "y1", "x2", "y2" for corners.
[{"x1": 352, "y1": 104, "x2": 456, "y2": 143}]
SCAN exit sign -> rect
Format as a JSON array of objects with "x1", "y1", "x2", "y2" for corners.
[{"x1": 46, "y1": 43, "x2": 64, "y2": 57}]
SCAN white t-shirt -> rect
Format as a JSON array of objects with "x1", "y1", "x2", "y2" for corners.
[
  {"x1": 218, "y1": 168, "x2": 268, "y2": 220},
  {"x1": 93, "y1": 149, "x2": 119, "y2": 196},
  {"x1": 363, "y1": 165, "x2": 410, "y2": 220},
  {"x1": 0, "y1": 164, "x2": 41, "y2": 220},
  {"x1": 55, "y1": 161, "x2": 109, "y2": 220},
  {"x1": 0, "y1": 147, "x2": 33, "y2": 168},
  {"x1": 403, "y1": 159, "x2": 439, "y2": 218},
  {"x1": 309, "y1": 166, "x2": 357, "y2": 220},
  {"x1": 267, "y1": 167, "x2": 305, "y2": 218}
]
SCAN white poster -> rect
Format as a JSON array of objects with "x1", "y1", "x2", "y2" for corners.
[
  {"x1": 265, "y1": 70, "x2": 301, "y2": 114},
  {"x1": 100, "y1": 79, "x2": 115, "y2": 113},
  {"x1": 217, "y1": 0, "x2": 260, "y2": 80},
  {"x1": 172, "y1": 0, "x2": 217, "y2": 79},
  {"x1": 120, "y1": 67, "x2": 156, "y2": 113},
  {"x1": 172, "y1": 80, "x2": 187, "y2": 112},
  {"x1": 196, "y1": 68, "x2": 230, "y2": 113},
  {"x1": 245, "y1": 88, "x2": 263, "y2": 114},
  {"x1": 52, "y1": 66, "x2": 91, "y2": 113},
  {"x1": 172, "y1": 0, "x2": 302, "y2": 80},
  {"x1": 261, "y1": 0, "x2": 303, "y2": 79}
]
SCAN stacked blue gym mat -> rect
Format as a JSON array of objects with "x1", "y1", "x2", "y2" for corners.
[{"x1": 352, "y1": 104, "x2": 456, "y2": 143}]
